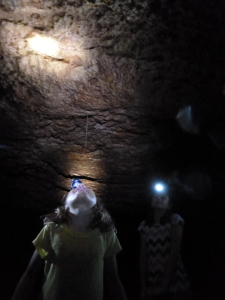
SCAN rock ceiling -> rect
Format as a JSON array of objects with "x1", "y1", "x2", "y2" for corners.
[{"x1": 0, "y1": 0, "x2": 225, "y2": 212}]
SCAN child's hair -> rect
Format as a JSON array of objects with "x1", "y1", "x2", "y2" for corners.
[{"x1": 42, "y1": 194, "x2": 115, "y2": 233}]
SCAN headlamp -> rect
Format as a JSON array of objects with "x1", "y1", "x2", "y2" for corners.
[
  {"x1": 152, "y1": 182, "x2": 168, "y2": 195},
  {"x1": 71, "y1": 178, "x2": 82, "y2": 189}
]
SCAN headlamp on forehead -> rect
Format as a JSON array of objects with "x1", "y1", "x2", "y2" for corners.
[
  {"x1": 71, "y1": 178, "x2": 82, "y2": 189},
  {"x1": 152, "y1": 182, "x2": 168, "y2": 195}
]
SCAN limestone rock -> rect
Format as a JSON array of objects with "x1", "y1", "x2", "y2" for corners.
[{"x1": 0, "y1": 0, "x2": 224, "y2": 211}]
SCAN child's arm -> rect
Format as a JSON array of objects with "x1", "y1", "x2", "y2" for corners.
[
  {"x1": 104, "y1": 255, "x2": 128, "y2": 300},
  {"x1": 139, "y1": 234, "x2": 148, "y2": 296},
  {"x1": 149, "y1": 224, "x2": 183, "y2": 296},
  {"x1": 12, "y1": 249, "x2": 44, "y2": 300}
]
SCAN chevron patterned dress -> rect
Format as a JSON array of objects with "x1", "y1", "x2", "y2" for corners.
[{"x1": 138, "y1": 214, "x2": 191, "y2": 294}]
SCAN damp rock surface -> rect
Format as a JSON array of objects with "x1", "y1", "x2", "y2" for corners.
[{"x1": 0, "y1": 0, "x2": 225, "y2": 211}]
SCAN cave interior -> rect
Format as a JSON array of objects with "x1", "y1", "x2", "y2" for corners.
[{"x1": 1, "y1": 1, "x2": 225, "y2": 300}]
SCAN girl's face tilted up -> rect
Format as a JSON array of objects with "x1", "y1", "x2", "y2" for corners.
[
  {"x1": 65, "y1": 184, "x2": 97, "y2": 215},
  {"x1": 151, "y1": 194, "x2": 170, "y2": 210}
]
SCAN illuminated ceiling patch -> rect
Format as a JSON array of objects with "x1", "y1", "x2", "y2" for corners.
[{"x1": 28, "y1": 34, "x2": 60, "y2": 58}]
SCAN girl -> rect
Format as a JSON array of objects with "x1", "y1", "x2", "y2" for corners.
[
  {"x1": 12, "y1": 179, "x2": 127, "y2": 300},
  {"x1": 138, "y1": 182, "x2": 191, "y2": 300}
]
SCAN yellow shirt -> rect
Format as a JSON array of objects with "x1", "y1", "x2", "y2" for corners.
[{"x1": 33, "y1": 222, "x2": 122, "y2": 300}]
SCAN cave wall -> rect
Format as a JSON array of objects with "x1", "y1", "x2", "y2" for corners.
[{"x1": 0, "y1": 0, "x2": 225, "y2": 211}]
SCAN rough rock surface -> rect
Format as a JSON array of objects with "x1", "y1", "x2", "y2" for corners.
[{"x1": 0, "y1": 0, "x2": 225, "y2": 211}]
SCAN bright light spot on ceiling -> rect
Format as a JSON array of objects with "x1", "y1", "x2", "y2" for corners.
[{"x1": 28, "y1": 34, "x2": 60, "y2": 57}]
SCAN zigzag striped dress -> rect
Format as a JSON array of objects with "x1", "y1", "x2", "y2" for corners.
[{"x1": 138, "y1": 213, "x2": 190, "y2": 293}]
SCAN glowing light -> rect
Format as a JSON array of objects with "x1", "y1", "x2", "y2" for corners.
[
  {"x1": 28, "y1": 34, "x2": 60, "y2": 57},
  {"x1": 152, "y1": 182, "x2": 168, "y2": 195},
  {"x1": 155, "y1": 183, "x2": 164, "y2": 192}
]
